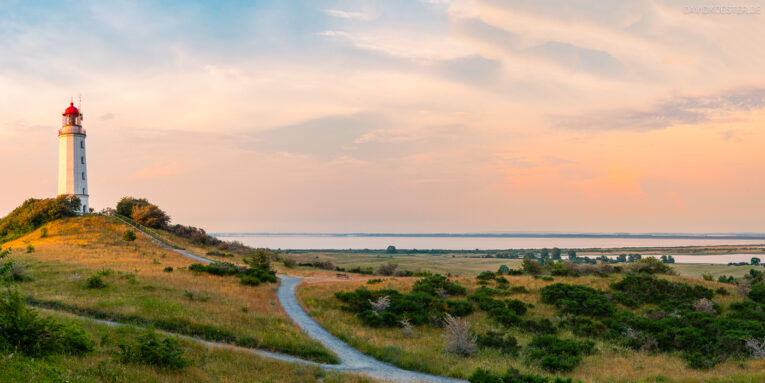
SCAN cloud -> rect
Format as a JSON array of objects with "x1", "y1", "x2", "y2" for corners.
[
  {"x1": 550, "y1": 88, "x2": 765, "y2": 131},
  {"x1": 324, "y1": 9, "x2": 374, "y2": 21}
]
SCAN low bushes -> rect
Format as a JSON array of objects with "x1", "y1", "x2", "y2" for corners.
[
  {"x1": 539, "y1": 283, "x2": 615, "y2": 317},
  {"x1": 335, "y1": 275, "x2": 471, "y2": 327},
  {"x1": 469, "y1": 368, "x2": 574, "y2": 383},
  {"x1": 526, "y1": 335, "x2": 595, "y2": 372},
  {"x1": 610, "y1": 274, "x2": 713, "y2": 308},
  {"x1": 0, "y1": 290, "x2": 93, "y2": 357},
  {"x1": 476, "y1": 331, "x2": 519, "y2": 355},
  {"x1": 206, "y1": 250, "x2": 234, "y2": 258},
  {"x1": 0, "y1": 196, "x2": 81, "y2": 243},
  {"x1": 119, "y1": 331, "x2": 189, "y2": 370},
  {"x1": 189, "y1": 250, "x2": 277, "y2": 285}
]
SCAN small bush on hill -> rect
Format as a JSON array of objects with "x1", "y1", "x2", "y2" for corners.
[
  {"x1": 282, "y1": 256, "x2": 297, "y2": 268},
  {"x1": 85, "y1": 274, "x2": 107, "y2": 289},
  {"x1": 119, "y1": 331, "x2": 189, "y2": 370},
  {"x1": 377, "y1": 262, "x2": 399, "y2": 276},
  {"x1": 206, "y1": 250, "x2": 234, "y2": 258},
  {"x1": 540, "y1": 283, "x2": 615, "y2": 317},
  {"x1": 443, "y1": 314, "x2": 476, "y2": 356},
  {"x1": 0, "y1": 289, "x2": 93, "y2": 356},
  {"x1": 522, "y1": 258, "x2": 544, "y2": 275},
  {"x1": 122, "y1": 229, "x2": 136, "y2": 242},
  {"x1": 526, "y1": 335, "x2": 595, "y2": 372},
  {"x1": 163, "y1": 266, "x2": 173, "y2": 272}
]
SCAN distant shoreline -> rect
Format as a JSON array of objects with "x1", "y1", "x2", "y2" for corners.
[{"x1": 212, "y1": 233, "x2": 765, "y2": 240}]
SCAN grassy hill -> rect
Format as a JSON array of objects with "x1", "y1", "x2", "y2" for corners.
[{"x1": 0, "y1": 214, "x2": 378, "y2": 382}]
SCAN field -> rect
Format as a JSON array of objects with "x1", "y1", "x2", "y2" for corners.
[
  {"x1": 285, "y1": 251, "x2": 760, "y2": 279},
  {"x1": 297, "y1": 266, "x2": 765, "y2": 382},
  {"x1": 2, "y1": 216, "x2": 335, "y2": 363}
]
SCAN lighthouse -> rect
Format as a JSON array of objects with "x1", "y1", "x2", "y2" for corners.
[{"x1": 58, "y1": 101, "x2": 89, "y2": 214}]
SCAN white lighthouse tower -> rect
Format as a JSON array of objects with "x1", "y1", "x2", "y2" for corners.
[{"x1": 58, "y1": 101, "x2": 89, "y2": 214}]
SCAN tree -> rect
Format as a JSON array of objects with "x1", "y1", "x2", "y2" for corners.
[
  {"x1": 551, "y1": 248, "x2": 561, "y2": 260},
  {"x1": 385, "y1": 245, "x2": 397, "y2": 254},
  {"x1": 522, "y1": 258, "x2": 543, "y2": 275},
  {"x1": 116, "y1": 197, "x2": 149, "y2": 217},
  {"x1": 131, "y1": 204, "x2": 170, "y2": 229},
  {"x1": 497, "y1": 265, "x2": 511, "y2": 275},
  {"x1": 540, "y1": 248, "x2": 549, "y2": 259},
  {"x1": 567, "y1": 249, "x2": 577, "y2": 260},
  {"x1": 752, "y1": 257, "x2": 761, "y2": 266},
  {"x1": 244, "y1": 248, "x2": 272, "y2": 272}
]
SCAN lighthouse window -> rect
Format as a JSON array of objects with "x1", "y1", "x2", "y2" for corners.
[
  {"x1": 80, "y1": 141, "x2": 84, "y2": 149},
  {"x1": 81, "y1": 156, "x2": 84, "y2": 164},
  {"x1": 82, "y1": 172, "x2": 85, "y2": 180}
]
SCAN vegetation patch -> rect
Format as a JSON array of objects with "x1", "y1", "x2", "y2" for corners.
[
  {"x1": 0, "y1": 290, "x2": 93, "y2": 357},
  {"x1": 0, "y1": 196, "x2": 81, "y2": 243},
  {"x1": 119, "y1": 331, "x2": 189, "y2": 370},
  {"x1": 539, "y1": 283, "x2": 615, "y2": 317},
  {"x1": 526, "y1": 335, "x2": 595, "y2": 373}
]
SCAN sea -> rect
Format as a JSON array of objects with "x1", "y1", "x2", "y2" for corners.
[{"x1": 212, "y1": 234, "x2": 765, "y2": 264}]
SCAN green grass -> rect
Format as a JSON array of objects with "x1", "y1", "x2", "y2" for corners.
[
  {"x1": 0, "y1": 310, "x2": 374, "y2": 383},
  {"x1": 3, "y1": 216, "x2": 337, "y2": 364}
]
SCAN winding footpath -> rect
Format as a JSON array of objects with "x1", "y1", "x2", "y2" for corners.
[{"x1": 117, "y1": 217, "x2": 467, "y2": 382}]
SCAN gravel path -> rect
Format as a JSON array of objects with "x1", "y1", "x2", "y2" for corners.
[
  {"x1": 118, "y1": 218, "x2": 467, "y2": 382},
  {"x1": 278, "y1": 275, "x2": 467, "y2": 383}
]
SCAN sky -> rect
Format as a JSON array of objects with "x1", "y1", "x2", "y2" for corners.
[{"x1": 1, "y1": 0, "x2": 764, "y2": 233}]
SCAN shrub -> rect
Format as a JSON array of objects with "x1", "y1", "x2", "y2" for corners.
[
  {"x1": 540, "y1": 283, "x2": 615, "y2": 317},
  {"x1": 497, "y1": 265, "x2": 511, "y2": 275},
  {"x1": 526, "y1": 335, "x2": 594, "y2": 372},
  {"x1": 85, "y1": 274, "x2": 107, "y2": 289},
  {"x1": 505, "y1": 299, "x2": 528, "y2": 315},
  {"x1": 476, "y1": 271, "x2": 496, "y2": 281},
  {"x1": 412, "y1": 274, "x2": 466, "y2": 296},
  {"x1": 312, "y1": 260, "x2": 336, "y2": 270},
  {"x1": 119, "y1": 332, "x2": 189, "y2": 370},
  {"x1": 702, "y1": 273, "x2": 714, "y2": 281},
  {"x1": 0, "y1": 289, "x2": 93, "y2": 356},
  {"x1": 629, "y1": 257, "x2": 675, "y2": 275},
  {"x1": 750, "y1": 284, "x2": 765, "y2": 304},
  {"x1": 693, "y1": 298, "x2": 718, "y2": 314},
  {"x1": 476, "y1": 331, "x2": 519, "y2": 355},
  {"x1": 206, "y1": 250, "x2": 234, "y2": 258},
  {"x1": 367, "y1": 278, "x2": 384, "y2": 285},
  {"x1": 1, "y1": 261, "x2": 32, "y2": 282},
  {"x1": 522, "y1": 258, "x2": 543, "y2": 274},
  {"x1": 25, "y1": 244, "x2": 34, "y2": 253},
  {"x1": 469, "y1": 368, "x2": 574, "y2": 383},
  {"x1": 559, "y1": 316, "x2": 607, "y2": 337},
  {"x1": 40, "y1": 227, "x2": 48, "y2": 238},
  {"x1": 163, "y1": 266, "x2": 173, "y2": 272},
  {"x1": 610, "y1": 274, "x2": 713, "y2": 308},
  {"x1": 189, "y1": 261, "x2": 242, "y2": 276},
  {"x1": 122, "y1": 229, "x2": 137, "y2": 242},
  {"x1": 443, "y1": 314, "x2": 476, "y2": 356},
  {"x1": 376, "y1": 262, "x2": 399, "y2": 276},
  {"x1": 282, "y1": 256, "x2": 297, "y2": 268}
]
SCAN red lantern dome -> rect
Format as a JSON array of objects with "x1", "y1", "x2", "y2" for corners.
[{"x1": 63, "y1": 102, "x2": 80, "y2": 116}]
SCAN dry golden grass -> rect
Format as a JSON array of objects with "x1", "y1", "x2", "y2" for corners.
[
  {"x1": 3, "y1": 216, "x2": 334, "y2": 362},
  {"x1": 0, "y1": 310, "x2": 376, "y2": 383},
  {"x1": 298, "y1": 273, "x2": 765, "y2": 382}
]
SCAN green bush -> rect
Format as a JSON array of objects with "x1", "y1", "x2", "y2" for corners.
[
  {"x1": 25, "y1": 244, "x2": 34, "y2": 253},
  {"x1": 526, "y1": 335, "x2": 594, "y2": 372},
  {"x1": 476, "y1": 331, "x2": 519, "y2": 355},
  {"x1": 163, "y1": 266, "x2": 173, "y2": 272},
  {"x1": 702, "y1": 273, "x2": 714, "y2": 281},
  {"x1": 412, "y1": 274, "x2": 466, "y2": 296},
  {"x1": 122, "y1": 229, "x2": 136, "y2": 242},
  {"x1": 0, "y1": 196, "x2": 81, "y2": 243},
  {"x1": 119, "y1": 331, "x2": 189, "y2": 370},
  {"x1": 749, "y1": 283, "x2": 765, "y2": 304},
  {"x1": 0, "y1": 289, "x2": 93, "y2": 356},
  {"x1": 540, "y1": 283, "x2": 615, "y2": 317},
  {"x1": 469, "y1": 368, "x2": 574, "y2": 383},
  {"x1": 629, "y1": 257, "x2": 675, "y2": 274},
  {"x1": 522, "y1": 258, "x2": 544, "y2": 274},
  {"x1": 85, "y1": 274, "x2": 107, "y2": 289},
  {"x1": 610, "y1": 274, "x2": 713, "y2": 308}
]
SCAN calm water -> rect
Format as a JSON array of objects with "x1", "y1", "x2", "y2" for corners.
[{"x1": 214, "y1": 234, "x2": 764, "y2": 252}]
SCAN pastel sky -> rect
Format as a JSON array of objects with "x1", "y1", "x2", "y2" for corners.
[{"x1": 1, "y1": 0, "x2": 764, "y2": 233}]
